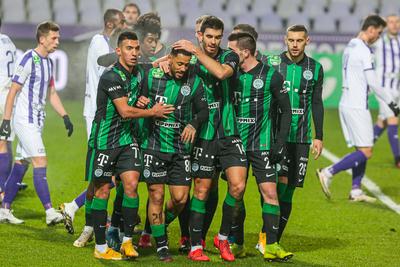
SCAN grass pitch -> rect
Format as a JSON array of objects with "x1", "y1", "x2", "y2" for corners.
[{"x1": 0, "y1": 101, "x2": 399, "y2": 266}]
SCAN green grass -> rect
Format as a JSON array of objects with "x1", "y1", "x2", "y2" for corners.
[{"x1": 0, "y1": 101, "x2": 399, "y2": 266}]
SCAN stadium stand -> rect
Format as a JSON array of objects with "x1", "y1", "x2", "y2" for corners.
[{"x1": 0, "y1": 0, "x2": 397, "y2": 33}]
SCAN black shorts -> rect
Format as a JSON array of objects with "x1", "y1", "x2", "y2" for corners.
[
  {"x1": 85, "y1": 143, "x2": 142, "y2": 183},
  {"x1": 277, "y1": 143, "x2": 310, "y2": 187},
  {"x1": 247, "y1": 151, "x2": 277, "y2": 184},
  {"x1": 191, "y1": 136, "x2": 247, "y2": 179},
  {"x1": 142, "y1": 149, "x2": 191, "y2": 186}
]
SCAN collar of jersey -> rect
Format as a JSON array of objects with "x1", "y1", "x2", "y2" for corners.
[
  {"x1": 114, "y1": 61, "x2": 132, "y2": 79},
  {"x1": 281, "y1": 51, "x2": 308, "y2": 65}
]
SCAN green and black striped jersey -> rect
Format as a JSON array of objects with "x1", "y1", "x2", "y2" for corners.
[
  {"x1": 234, "y1": 61, "x2": 288, "y2": 151},
  {"x1": 88, "y1": 62, "x2": 144, "y2": 149},
  {"x1": 193, "y1": 48, "x2": 240, "y2": 140},
  {"x1": 268, "y1": 53, "x2": 324, "y2": 144},
  {"x1": 140, "y1": 66, "x2": 208, "y2": 154}
]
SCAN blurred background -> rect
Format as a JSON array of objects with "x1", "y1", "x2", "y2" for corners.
[{"x1": 1, "y1": 0, "x2": 399, "y2": 107}]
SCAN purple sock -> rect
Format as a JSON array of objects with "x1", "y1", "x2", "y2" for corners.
[
  {"x1": 0, "y1": 152, "x2": 10, "y2": 191},
  {"x1": 1, "y1": 163, "x2": 28, "y2": 209},
  {"x1": 373, "y1": 124, "x2": 385, "y2": 143},
  {"x1": 74, "y1": 190, "x2": 87, "y2": 208},
  {"x1": 352, "y1": 160, "x2": 366, "y2": 189},
  {"x1": 33, "y1": 167, "x2": 52, "y2": 210},
  {"x1": 6, "y1": 141, "x2": 13, "y2": 174},
  {"x1": 329, "y1": 150, "x2": 368, "y2": 176},
  {"x1": 387, "y1": 125, "x2": 399, "y2": 158}
]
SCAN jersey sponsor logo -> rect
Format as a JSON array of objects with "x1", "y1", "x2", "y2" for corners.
[
  {"x1": 155, "y1": 120, "x2": 181, "y2": 128},
  {"x1": 143, "y1": 168, "x2": 151, "y2": 178},
  {"x1": 191, "y1": 162, "x2": 199, "y2": 172},
  {"x1": 236, "y1": 117, "x2": 256, "y2": 124},
  {"x1": 97, "y1": 153, "x2": 109, "y2": 167},
  {"x1": 103, "y1": 172, "x2": 112, "y2": 177},
  {"x1": 152, "y1": 68, "x2": 164, "y2": 78},
  {"x1": 152, "y1": 171, "x2": 167, "y2": 177},
  {"x1": 291, "y1": 108, "x2": 304, "y2": 115},
  {"x1": 155, "y1": 95, "x2": 168, "y2": 103},
  {"x1": 303, "y1": 70, "x2": 313, "y2": 81},
  {"x1": 234, "y1": 91, "x2": 241, "y2": 105},
  {"x1": 283, "y1": 80, "x2": 291, "y2": 91},
  {"x1": 94, "y1": 168, "x2": 103, "y2": 177},
  {"x1": 299, "y1": 157, "x2": 309, "y2": 162},
  {"x1": 181, "y1": 85, "x2": 191, "y2": 96},
  {"x1": 107, "y1": 85, "x2": 122, "y2": 92},
  {"x1": 192, "y1": 147, "x2": 203, "y2": 160},
  {"x1": 269, "y1": 55, "x2": 281, "y2": 66},
  {"x1": 253, "y1": 78, "x2": 264, "y2": 89},
  {"x1": 208, "y1": 102, "x2": 220, "y2": 109}
]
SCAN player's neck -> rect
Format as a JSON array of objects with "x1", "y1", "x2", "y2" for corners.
[
  {"x1": 358, "y1": 32, "x2": 372, "y2": 45},
  {"x1": 241, "y1": 56, "x2": 258, "y2": 72},
  {"x1": 103, "y1": 28, "x2": 113, "y2": 38},
  {"x1": 286, "y1": 51, "x2": 304, "y2": 64},
  {"x1": 34, "y1": 46, "x2": 49, "y2": 58},
  {"x1": 118, "y1": 59, "x2": 134, "y2": 73},
  {"x1": 387, "y1": 32, "x2": 398, "y2": 38}
]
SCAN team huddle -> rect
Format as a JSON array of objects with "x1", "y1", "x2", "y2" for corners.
[{"x1": 0, "y1": 2, "x2": 399, "y2": 264}]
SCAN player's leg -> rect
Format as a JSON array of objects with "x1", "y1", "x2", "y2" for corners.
[
  {"x1": 60, "y1": 189, "x2": 86, "y2": 234},
  {"x1": 317, "y1": 108, "x2": 373, "y2": 199},
  {"x1": 177, "y1": 191, "x2": 191, "y2": 253},
  {"x1": 188, "y1": 139, "x2": 216, "y2": 261},
  {"x1": 105, "y1": 181, "x2": 123, "y2": 250},
  {"x1": 201, "y1": 172, "x2": 219, "y2": 245},
  {"x1": 166, "y1": 185, "x2": 190, "y2": 227},
  {"x1": 138, "y1": 198, "x2": 153, "y2": 248},
  {"x1": 373, "y1": 98, "x2": 388, "y2": 142},
  {"x1": 0, "y1": 141, "x2": 12, "y2": 196},
  {"x1": 214, "y1": 137, "x2": 247, "y2": 262},
  {"x1": 74, "y1": 182, "x2": 95, "y2": 247},
  {"x1": 386, "y1": 116, "x2": 400, "y2": 167}
]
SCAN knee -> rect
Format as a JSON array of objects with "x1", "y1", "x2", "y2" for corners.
[
  {"x1": 149, "y1": 189, "x2": 164, "y2": 206},
  {"x1": 31, "y1": 156, "x2": 47, "y2": 168},
  {"x1": 171, "y1": 193, "x2": 188, "y2": 207},
  {"x1": 229, "y1": 181, "x2": 246, "y2": 199},
  {"x1": 94, "y1": 183, "x2": 110, "y2": 199},
  {"x1": 264, "y1": 188, "x2": 278, "y2": 203},
  {"x1": 194, "y1": 184, "x2": 210, "y2": 201},
  {"x1": 360, "y1": 149, "x2": 373, "y2": 159},
  {"x1": 123, "y1": 181, "x2": 138, "y2": 197}
]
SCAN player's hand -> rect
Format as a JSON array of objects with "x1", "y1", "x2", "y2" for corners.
[
  {"x1": 136, "y1": 96, "x2": 150, "y2": 108},
  {"x1": 388, "y1": 102, "x2": 400, "y2": 117},
  {"x1": 159, "y1": 61, "x2": 171, "y2": 74},
  {"x1": 172, "y1": 40, "x2": 196, "y2": 53},
  {"x1": 181, "y1": 124, "x2": 196, "y2": 144},
  {"x1": 63, "y1": 115, "x2": 74, "y2": 137},
  {"x1": 0, "y1": 119, "x2": 11, "y2": 140},
  {"x1": 269, "y1": 141, "x2": 285, "y2": 164},
  {"x1": 151, "y1": 102, "x2": 175, "y2": 118},
  {"x1": 311, "y1": 139, "x2": 323, "y2": 160}
]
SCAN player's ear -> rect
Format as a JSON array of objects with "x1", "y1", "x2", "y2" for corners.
[
  {"x1": 116, "y1": 47, "x2": 121, "y2": 56},
  {"x1": 306, "y1": 36, "x2": 310, "y2": 45}
]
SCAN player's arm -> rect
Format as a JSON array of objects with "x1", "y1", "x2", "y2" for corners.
[
  {"x1": 173, "y1": 40, "x2": 237, "y2": 80},
  {"x1": 97, "y1": 52, "x2": 118, "y2": 67},
  {"x1": 269, "y1": 72, "x2": 292, "y2": 164},
  {"x1": 181, "y1": 82, "x2": 209, "y2": 144},
  {"x1": 48, "y1": 81, "x2": 74, "y2": 137},
  {"x1": 311, "y1": 66, "x2": 324, "y2": 159},
  {"x1": 0, "y1": 82, "x2": 22, "y2": 139},
  {"x1": 101, "y1": 76, "x2": 174, "y2": 119}
]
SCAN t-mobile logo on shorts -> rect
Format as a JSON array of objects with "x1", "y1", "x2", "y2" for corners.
[
  {"x1": 143, "y1": 154, "x2": 153, "y2": 167},
  {"x1": 97, "y1": 153, "x2": 109, "y2": 167}
]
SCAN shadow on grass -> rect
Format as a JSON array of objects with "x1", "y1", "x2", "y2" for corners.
[{"x1": 280, "y1": 233, "x2": 346, "y2": 253}]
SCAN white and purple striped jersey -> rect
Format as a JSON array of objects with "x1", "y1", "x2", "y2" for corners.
[
  {"x1": 12, "y1": 49, "x2": 54, "y2": 127},
  {"x1": 374, "y1": 33, "x2": 400, "y2": 91},
  {"x1": 0, "y1": 33, "x2": 17, "y2": 90},
  {"x1": 83, "y1": 34, "x2": 113, "y2": 118}
]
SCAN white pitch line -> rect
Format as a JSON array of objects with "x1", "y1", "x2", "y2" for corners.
[{"x1": 321, "y1": 148, "x2": 400, "y2": 215}]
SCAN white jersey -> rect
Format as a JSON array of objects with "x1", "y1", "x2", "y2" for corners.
[
  {"x1": 374, "y1": 33, "x2": 400, "y2": 91},
  {"x1": 11, "y1": 49, "x2": 54, "y2": 127},
  {"x1": 0, "y1": 33, "x2": 17, "y2": 90},
  {"x1": 340, "y1": 38, "x2": 376, "y2": 109},
  {"x1": 83, "y1": 34, "x2": 113, "y2": 118}
]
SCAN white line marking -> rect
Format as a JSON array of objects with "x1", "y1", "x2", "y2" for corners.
[{"x1": 322, "y1": 148, "x2": 400, "y2": 214}]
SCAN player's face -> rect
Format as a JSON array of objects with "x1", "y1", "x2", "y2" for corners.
[
  {"x1": 117, "y1": 39, "x2": 140, "y2": 68},
  {"x1": 141, "y1": 33, "x2": 159, "y2": 57},
  {"x1": 368, "y1": 26, "x2": 384, "y2": 44},
  {"x1": 195, "y1": 22, "x2": 202, "y2": 45},
  {"x1": 285, "y1": 31, "x2": 309, "y2": 58},
  {"x1": 41, "y1": 30, "x2": 60, "y2": 53},
  {"x1": 169, "y1": 53, "x2": 191, "y2": 79},
  {"x1": 386, "y1": 16, "x2": 399, "y2": 35},
  {"x1": 227, "y1": 40, "x2": 246, "y2": 67},
  {"x1": 199, "y1": 28, "x2": 223, "y2": 56},
  {"x1": 123, "y1": 6, "x2": 140, "y2": 26},
  {"x1": 113, "y1": 13, "x2": 127, "y2": 30}
]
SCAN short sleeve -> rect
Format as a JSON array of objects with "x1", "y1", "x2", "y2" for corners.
[
  {"x1": 361, "y1": 48, "x2": 374, "y2": 71},
  {"x1": 100, "y1": 76, "x2": 126, "y2": 100},
  {"x1": 12, "y1": 52, "x2": 32, "y2": 85},
  {"x1": 221, "y1": 51, "x2": 239, "y2": 71}
]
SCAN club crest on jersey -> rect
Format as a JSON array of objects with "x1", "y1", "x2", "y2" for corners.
[
  {"x1": 94, "y1": 169, "x2": 103, "y2": 177},
  {"x1": 181, "y1": 85, "x2": 191, "y2": 96},
  {"x1": 152, "y1": 68, "x2": 164, "y2": 78},
  {"x1": 192, "y1": 162, "x2": 199, "y2": 172},
  {"x1": 33, "y1": 54, "x2": 41, "y2": 65},
  {"x1": 269, "y1": 55, "x2": 281, "y2": 66},
  {"x1": 143, "y1": 169, "x2": 151, "y2": 178},
  {"x1": 253, "y1": 78, "x2": 264, "y2": 89},
  {"x1": 190, "y1": 55, "x2": 197, "y2": 64},
  {"x1": 303, "y1": 70, "x2": 313, "y2": 81}
]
